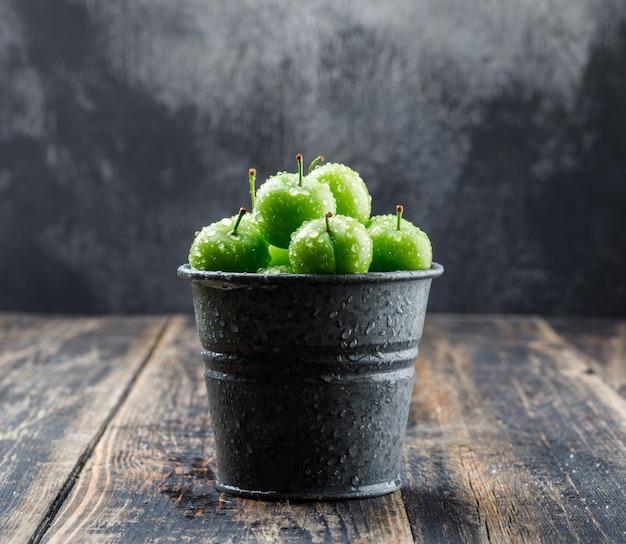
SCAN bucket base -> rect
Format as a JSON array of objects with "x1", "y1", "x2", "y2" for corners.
[{"x1": 215, "y1": 478, "x2": 402, "y2": 501}]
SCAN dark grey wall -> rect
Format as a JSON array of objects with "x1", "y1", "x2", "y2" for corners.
[{"x1": 1, "y1": 0, "x2": 625, "y2": 315}]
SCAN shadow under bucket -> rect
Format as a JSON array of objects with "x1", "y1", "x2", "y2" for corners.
[{"x1": 178, "y1": 263, "x2": 443, "y2": 500}]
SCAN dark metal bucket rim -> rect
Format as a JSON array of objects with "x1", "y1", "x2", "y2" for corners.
[
  {"x1": 178, "y1": 262, "x2": 443, "y2": 286},
  {"x1": 214, "y1": 478, "x2": 401, "y2": 501}
]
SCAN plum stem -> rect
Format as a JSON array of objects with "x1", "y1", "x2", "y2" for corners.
[
  {"x1": 249, "y1": 168, "x2": 256, "y2": 209},
  {"x1": 325, "y1": 211, "x2": 337, "y2": 248},
  {"x1": 325, "y1": 211, "x2": 333, "y2": 233},
  {"x1": 396, "y1": 205, "x2": 403, "y2": 231},
  {"x1": 308, "y1": 155, "x2": 325, "y2": 173},
  {"x1": 229, "y1": 207, "x2": 247, "y2": 236},
  {"x1": 296, "y1": 154, "x2": 304, "y2": 186}
]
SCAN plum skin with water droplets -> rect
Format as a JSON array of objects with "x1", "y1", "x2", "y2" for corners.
[
  {"x1": 289, "y1": 214, "x2": 373, "y2": 274},
  {"x1": 254, "y1": 172, "x2": 337, "y2": 249},
  {"x1": 187, "y1": 158, "x2": 435, "y2": 275},
  {"x1": 188, "y1": 214, "x2": 270, "y2": 272},
  {"x1": 307, "y1": 163, "x2": 372, "y2": 224},
  {"x1": 366, "y1": 214, "x2": 432, "y2": 271}
]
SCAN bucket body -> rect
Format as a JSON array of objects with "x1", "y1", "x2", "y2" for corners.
[{"x1": 178, "y1": 263, "x2": 443, "y2": 500}]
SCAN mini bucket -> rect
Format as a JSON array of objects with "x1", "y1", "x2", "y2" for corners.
[{"x1": 178, "y1": 263, "x2": 443, "y2": 500}]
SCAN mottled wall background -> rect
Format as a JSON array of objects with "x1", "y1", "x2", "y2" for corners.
[{"x1": 1, "y1": 0, "x2": 625, "y2": 315}]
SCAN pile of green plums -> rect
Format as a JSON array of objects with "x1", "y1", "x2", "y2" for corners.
[{"x1": 188, "y1": 154, "x2": 432, "y2": 274}]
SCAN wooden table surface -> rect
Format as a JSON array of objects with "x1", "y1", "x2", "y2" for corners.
[{"x1": 1, "y1": 312, "x2": 626, "y2": 543}]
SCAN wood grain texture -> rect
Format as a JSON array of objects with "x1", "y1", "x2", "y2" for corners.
[
  {"x1": 548, "y1": 317, "x2": 626, "y2": 399},
  {"x1": 44, "y1": 315, "x2": 415, "y2": 543},
  {"x1": 3, "y1": 313, "x2": 626, "y2": 543},
  {"x1": 0, "y1": 313, "x2": 168, "y2": 544},
  {"x1": 403, "y1": 315, "x2": 626, "y2": 543}
]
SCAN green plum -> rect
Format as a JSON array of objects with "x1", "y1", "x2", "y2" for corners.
[
  {"x1": 307, "y1": 161, "x2": 371, "y2": 224},
  {"x1": 268, "y1": 245, "x2": 290, "y2": 266},
  {"x1": 188, "y1": 208, "x2": 270, "y2": 272},
  {"x1": 367, "y1": 205, "x2": 432, "y2": 271},
  {"x1": 289, "y1": 213, "x2": 373, "y2": 274},
  {"x1": 254, "y1": 154, "x2": 337, "y2": 249}
]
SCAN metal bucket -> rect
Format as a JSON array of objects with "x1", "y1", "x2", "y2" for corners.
[{"x1": 178, "y1": 263, "x2": 443, "y2": 500}]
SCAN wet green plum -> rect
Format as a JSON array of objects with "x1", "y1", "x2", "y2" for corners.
[
  {"x1": 289, "y1": 213, "x2": 373, "y2": 274},
  {"x1": 367, "y1": 205, "x2": 432, "y2": 271},
  {"x1": 188, "y1": 208, "x2": 270, "y2": 272},
  {"x1": 307, "y1": 161, "x2": 371, "y2": 224},
  {"x1": 268, "y1": 245, "x2": 290, "y2": 266},
  {"x1": 254, "y1": 155, "x2": 336, "y2": 249}
]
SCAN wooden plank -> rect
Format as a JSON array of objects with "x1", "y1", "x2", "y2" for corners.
[
  {"x1": 44, "y1": 315, "x2": 415, "y2": 543},
  {"x1": 402, "y1": 315, "x2": 626, "y2": 543},
  {"x1": 0, "y1": 313, "x2": 168, "y2": 544},
  {"x1": 548, "y1": 317, "x2": 626, "y2": 398}
]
